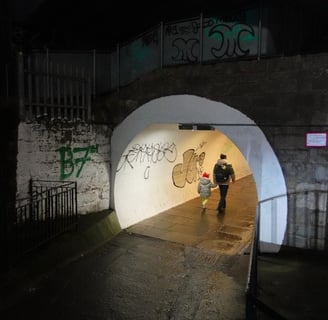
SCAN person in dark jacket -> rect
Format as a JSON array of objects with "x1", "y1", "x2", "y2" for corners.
[
  {"x1": 213, "y1": 153, "x2": 235, "y2": 213},
  {"x1": 197, "y1": 172, "x2": 217, "y2": 209}
]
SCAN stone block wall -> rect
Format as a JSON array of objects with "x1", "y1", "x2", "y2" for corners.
[
  {"x1": 96, "y1": 53, "x2": 328, "y2": 251},
  {"x1": 16, "y1": 121, "x2": 111, "y2": 214}
]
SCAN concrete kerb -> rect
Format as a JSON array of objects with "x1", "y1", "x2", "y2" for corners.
[{"x1": 0, "y1": 209, "x2": 122, "y2": 311}]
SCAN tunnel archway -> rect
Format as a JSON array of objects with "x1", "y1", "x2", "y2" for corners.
[{"x1": 111, "y1": 95, "x2": 287, "y2": 252}]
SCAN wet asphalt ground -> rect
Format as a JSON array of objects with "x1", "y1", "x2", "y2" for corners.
[
  {"x1": 1, "y1": 232, "x2": 251, "y2": 320},
  {"x1": 1, "y1": 176, "x2": 257, "y2": 319}
]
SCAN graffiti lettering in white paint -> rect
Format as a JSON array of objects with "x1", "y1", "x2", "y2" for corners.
[{"x1": 117, "y1": 142, "x2": 177, "y2": 179}]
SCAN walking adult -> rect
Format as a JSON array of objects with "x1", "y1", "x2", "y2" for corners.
[{"x1": 213, "y1": 153, "x2": 235, "y2": 213}]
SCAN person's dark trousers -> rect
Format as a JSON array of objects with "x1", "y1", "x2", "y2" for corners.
[{"x1": 218, "y1": 184, "x2": 229, "y2": 211}]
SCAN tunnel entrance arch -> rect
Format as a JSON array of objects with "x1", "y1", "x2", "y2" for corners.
[{"x1": 111, "y1": 95, "x2": 287, "y2": 252}]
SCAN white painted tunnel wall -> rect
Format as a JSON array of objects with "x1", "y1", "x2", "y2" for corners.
[
  {"x1": 111, "y1": 95, "x2": 288, "y2": 251},
  {"x1": 115, "y1": 124, "x2": 250, "y2": 228}
]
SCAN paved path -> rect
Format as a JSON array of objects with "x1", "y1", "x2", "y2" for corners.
[
  {"x1": 128, "y1": 175, "x2": 257, "y2": 256},
  {"x1": 1, "y1": 176, "x2": 257, "y2": 320}
]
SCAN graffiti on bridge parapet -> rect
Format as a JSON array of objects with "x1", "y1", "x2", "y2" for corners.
[{"x1": 133, "y1": 14, "x2": 258, "y2": 64}]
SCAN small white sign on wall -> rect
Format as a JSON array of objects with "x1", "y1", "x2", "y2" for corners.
[{"x1": 305, "y1": 132, "x2": 328, "y2": 147}]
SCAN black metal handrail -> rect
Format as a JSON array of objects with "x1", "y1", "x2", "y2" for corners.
[
  {"x1": 246, "y1": 189, "x2": 328, "y2": 319},
  {"x1": 14, "y1": 179, "x2": 78, "y2": 259}
]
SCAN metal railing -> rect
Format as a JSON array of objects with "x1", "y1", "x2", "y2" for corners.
[
  {"x1": 246, "y1": 188, "x2": 328, "y2": 319},
  {"x1": 14, "y1": 180, "x2": 78, "y2": 258},
  {"x1": 17, "y1": 52, "x2": 92, "y2": 122},
  {"x1": 11, "y1": 3, "x2": 328, "y2": 122},
  {"x1": 23, "y1": 5, "x2": 272, "y2": 100}
]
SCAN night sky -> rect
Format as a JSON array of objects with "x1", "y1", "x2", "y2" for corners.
[
  {"x1": 9, "y1": 0, "x2": 328, "y2": 51},
  {"x1": 10, "y1": 0, "x2": 255, "y2": 50}
]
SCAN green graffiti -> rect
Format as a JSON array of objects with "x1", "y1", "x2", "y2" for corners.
[
  {"x1": 130, "y1": 39, "x2": 151, "y2": 63},
  {"x1": 57, "y1": 145, "x2": 98, "y2": 180}
]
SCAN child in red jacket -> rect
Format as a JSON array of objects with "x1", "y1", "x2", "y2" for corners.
[{"x1": 197, "y1": 172, "x2": 217, "y2": 209}]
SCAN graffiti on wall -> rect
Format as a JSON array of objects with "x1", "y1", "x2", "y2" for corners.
[
  {"x1": 57, "y1": 145, "x2": 98, "y2": 180},
  {"x1": 165, "y1": 22, "x2": 200, "y2": 63},
  {"x1": 147, "y1": 8, "x2": 258, "y2": 64},
  {"x1": 206, "y1": 19, "x2": 256, "y2": 58},
  {"x1": 117, "y1": 142, "x2": 177, "y2": 179},
  {"x1": 172, "y1": 149, "x2": 206, "y2": 188},
  {"x1": 164, "y1": 19, "x2": 256, "y2": 63}
]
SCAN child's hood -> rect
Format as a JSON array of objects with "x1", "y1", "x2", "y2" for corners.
[{"x1": 200, "y1": 177, "x2": 211, "y2": 185}]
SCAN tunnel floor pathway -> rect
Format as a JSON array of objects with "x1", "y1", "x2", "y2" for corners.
[{"x1": 127, "y1": 175, "x2": 257, "y2": 256}]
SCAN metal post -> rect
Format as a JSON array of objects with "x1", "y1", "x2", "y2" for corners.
[
  {"x1": 199, "y1": 13, "x2": 203, "y2": 64},
  {"x1": 46, "y1": 48, "x2": 50, "y2": 110},
  {"x1": 245, "y1": 201, "x2": 261, "y2": 319},
  {"x1": 117, "y1": 43, "x2": 120, "y2": 92},
  {"x1": 93, "y1": 49, "x2": 96, "y2": 99},
  {"x1": 87, "y1": 76, "x2": 92, "y2": 121},
  {"x1": 17, "y1": 51, "x2": 25, "y2": 120},
  {"x1": 74, "y1": 181, "x2": 78, "y2": 230},
  {"x1": 257, "y1": 0, "x2": 262, "y2": 61},
  {"x1": 160, "y1": 21, "x2": 164, "y2": 69}
]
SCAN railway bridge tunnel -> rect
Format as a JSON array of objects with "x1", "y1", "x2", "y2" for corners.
[
  {"x1": 3, "y1": 3, "x2": 328, "y2": 318},
  {"x1": 9, "y1": 4, "x2": 328, "y2": 256},
  {"x1": 96, "y1": 53, "x2": 328, "y2": 253},
  {"x1": 11, "y1": 51, "x2": 326, "y2": 261},
  {"x1": 110, "y1": 95, "x2": 287, "y2": 252}
]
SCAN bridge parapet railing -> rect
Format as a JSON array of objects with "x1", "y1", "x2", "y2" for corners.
[
  {"x1": 22, "y1": 4, "x2": 280, "y2": 100},
  {"x1": 17, "y1": 52, "x2": 92, "y2": 122}
]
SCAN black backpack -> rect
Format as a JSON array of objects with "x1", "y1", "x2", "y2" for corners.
[{"x1": 214, "y1": 163, "x2": 232, "y2": 183}]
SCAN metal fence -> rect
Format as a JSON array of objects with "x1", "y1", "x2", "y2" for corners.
[
  {"x1": 246, "y1": 189, "x2": 328, "y2": 319},
  {"x1": 14, "y1": 180, "x2": 78, "y2": 258},
  {"x1": 18, "y1": 52, "x2": 92, "y2": 122},
  {"x1": 24, "y1": 5, "x2": 275, "y2": 99},
  {"x1": 12, "y1": 3, "x2": 328, "y2": 121}
]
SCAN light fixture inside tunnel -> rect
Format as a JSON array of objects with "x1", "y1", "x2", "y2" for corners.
[{"x1": 178, "y1": 123, "x2": 215, "y2": 131}]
